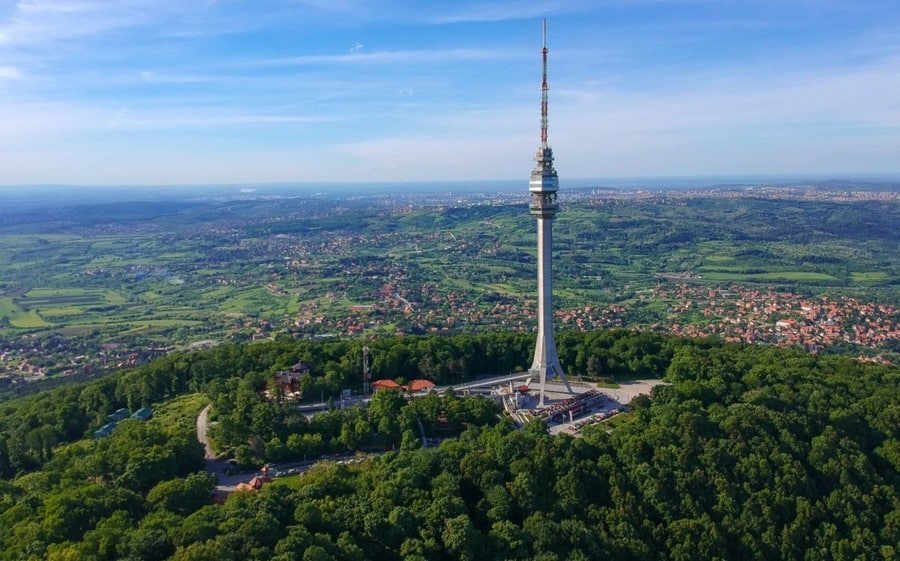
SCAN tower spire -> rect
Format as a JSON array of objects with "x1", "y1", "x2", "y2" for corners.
[{"x1": 541, "y1": 18, "x2": 549, "y2": 150}]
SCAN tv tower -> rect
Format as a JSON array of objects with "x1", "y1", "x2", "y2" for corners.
[{"x1": 529, "y1": 19, "x2": 571, "y2": 407}]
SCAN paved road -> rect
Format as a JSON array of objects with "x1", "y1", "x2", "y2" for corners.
[
  {"x1": 196, "y1": 403, "x2": 376, "y2": 490},
  {"x1": 196, "y1": 404, "x2": 263, "y2": 489},
  {"x1": 196, "y1": 405, "x2": 215, "y2": 458}
]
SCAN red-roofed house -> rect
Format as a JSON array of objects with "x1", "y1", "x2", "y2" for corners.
[
  {"x1": 235, "y1": 477, "x2": 265, "y2": 492},
  {"x1": 405, "y1": 379, "x2": 436, "y2": 392},
  {"x1": 372, "y1": 379, "x2": 401, "y2": 390}
]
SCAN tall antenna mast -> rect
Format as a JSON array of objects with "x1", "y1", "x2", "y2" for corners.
[
  {"x1": 362, "y1": 346, "x2": 370, "y2": 396},
  {"x1": 540, "y1": 18, "x2": 549, "y2": 149}
]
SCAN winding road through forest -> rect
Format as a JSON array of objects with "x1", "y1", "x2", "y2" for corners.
[{"x1": 196, "y1": 404, "x2": 254, "y2": 489}]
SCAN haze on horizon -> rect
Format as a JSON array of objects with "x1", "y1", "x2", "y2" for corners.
[{"x1": 1, "y1": 0, "x2": 899, "y2": 187}]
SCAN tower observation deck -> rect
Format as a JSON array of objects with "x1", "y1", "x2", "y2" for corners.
[{"x1": 529, "y1": 19, "x2": 572, "y2": 407}]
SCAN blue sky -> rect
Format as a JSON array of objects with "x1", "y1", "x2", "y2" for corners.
[{"x1": 1, "y1": 0, "x2": 898, "y2": 185}]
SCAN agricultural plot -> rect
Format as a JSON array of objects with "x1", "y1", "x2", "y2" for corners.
[
  {"x1": 0, "y1": 185, "x2": 897, "y2": 377},
  {"x1": 698, "y1": 270, "x2": 841, "y2": 283},
  {"x1": 851, "y1": 271, "x2": 891, "y2": 283},
  {"x1": 0, "y1": 297, "x2": 51, "y2": 328},
  {"x1": 8, "y1": 288, "x2": 130, "y2": 327}
]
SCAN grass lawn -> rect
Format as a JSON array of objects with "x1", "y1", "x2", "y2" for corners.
[
  {"x1": 152, "y1": 393, "x2": 209, "y2": 430},
  {"x1": 599, "y1": 411, "x2": 634, "y2": 429},
  {"x1": 268, "y1": 474, "x2": 309, "y2": 490}
]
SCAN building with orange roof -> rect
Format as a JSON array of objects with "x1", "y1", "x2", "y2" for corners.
[
  {"x1": 405, "y1": 379, "x2": 436, "y2": 392},
  {"x1": 372, "y1": 379, "x2": 401, "y2": 390}
]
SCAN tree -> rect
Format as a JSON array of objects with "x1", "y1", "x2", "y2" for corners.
[
  {"x1": 41, "y1": 484, "x2": 143, "y2": 544},
  {"x1": 146, "y1": 473, "x2": 216, "y2": 515},
  {"x1": 171, "y1": 538, "x2": 236, "y2": 561},
  {"x1": 368, "y1": 389, "x2": 405, "y2": 442},
  {"x1": 115, "y1": 445, "x2": 179, "y2": 493},
  {"x1": 302, "y1": 545, "x2": 337, "y2": 561},
  {"x1": 400, "y1": 429, "x2": 420, "y2": 451},
  {"x1": 441, "y1": 514, "x2": 483, "y2": 561}
]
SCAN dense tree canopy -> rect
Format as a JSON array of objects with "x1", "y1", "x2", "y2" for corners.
[
  {"x1": 0, "y1": 330, "x2": 896, "y2": 560},
  {"x1": 0, "y1": 330, "x2": 671, "y2": 477}
]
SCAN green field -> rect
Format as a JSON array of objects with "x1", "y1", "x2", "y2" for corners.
[
  {"x1": 0, "y1": 186, "x2": 897, "y2": 371},
  {"x1": 851, "y1": 271, "x2": 891, "y2": 283},
  {"x1": 120, "y1": 320, "x2": 204, "y2": 335},
  {"x1": 699, "y1": 271, "x2": 840, "y2": 282},
  {"x1": 38, "y1": 306, "x2": 85, "y2": 318},
  {"x1": 0, "y1": 297, "x2": 51, "y2": 328}
]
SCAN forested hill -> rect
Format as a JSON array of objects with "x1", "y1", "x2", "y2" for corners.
[{"x1": 0, "y1": 330, "x2": 897, "y2": 560}]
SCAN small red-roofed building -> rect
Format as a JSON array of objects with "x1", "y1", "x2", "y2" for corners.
[
  {"x1": 405, "y1": 379, "x2": 435, "y2": 393},
  {"x1": 372, "y1": 379, "x2": 401, "y2": 391}
]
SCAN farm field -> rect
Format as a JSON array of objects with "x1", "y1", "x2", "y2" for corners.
[{"x1": 0, "y1": 181, "x2": 898, "y2": 385}]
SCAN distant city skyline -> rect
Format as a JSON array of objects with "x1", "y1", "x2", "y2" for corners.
[{"x1": 1, "y1": 0, "x2": 899, "y2": 186}]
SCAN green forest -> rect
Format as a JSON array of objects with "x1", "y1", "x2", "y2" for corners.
[{"x1": 0, "y1": 330, "x2": 897, "y2": 560}]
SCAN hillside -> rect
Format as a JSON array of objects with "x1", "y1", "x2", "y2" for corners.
[{"x1": 0, "y1": 331, "x2": 896, "y2": 560}]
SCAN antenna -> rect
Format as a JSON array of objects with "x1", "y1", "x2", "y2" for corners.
[
  {"x1": 362, "y1": 346, "x2": 370, "y2": 396},
  {"x1": 541, "y1": 18, "x2": 549, "y2": 149}
]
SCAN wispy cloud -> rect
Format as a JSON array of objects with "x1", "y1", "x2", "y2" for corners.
[
  {"x1": 0, "y1": 1, "x2": 175, "y2": 46},
  {"x1": 242, "y1": 48, "x2": 518, "y2": 68},
  {"x1": 2, "y1": 0, "x2": 898, "y2": 184},
  {"x1": 0, "y1": 65, "x2": 22, "y2": 79},
  {"x1": 426, "y1": 0, "x2": 590, "y2": 24},
  {"x1": 137, "y1": 70, "x2": 221, "y2": 85},
  {"x1": 0, "y1": 0, "x2": 266, "y2": 51},
  {"x1": 547, "y1": 50, "x2": 900, "y2": 176}
]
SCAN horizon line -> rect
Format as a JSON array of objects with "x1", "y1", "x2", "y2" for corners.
[{"x1": 2, "y1": 172, "x2": 900, "y2": 190}]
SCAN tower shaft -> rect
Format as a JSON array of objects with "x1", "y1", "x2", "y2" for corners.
[{"x1": 528, "y1": 19, "x2": 571, "y2": 407}]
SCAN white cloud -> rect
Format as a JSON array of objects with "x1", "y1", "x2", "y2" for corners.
[
  {"x1": 1, "y1": 1, "x2": 898, "y2": 184},
  {"x1": 0, "y1": 65, "x2": 22, "y2": 79},
  {"x1": 545, "y1": 51, "x2": 900, "y2": 176},
  {"x1": 329, "y1": 134, "x2": 526, "y2": 181},
  {"x1": 243, "y1": 47, "x2": 518, "y2": 69},
  {"x1": 426, "y1": 0, "x2": 590, "y2": 24},
  {"x1": 137, "y1": 70, "x2": 222, "y2": 85},
  {"x1": 0, "y1": 0, "x2": 230, "y2": 48}
]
